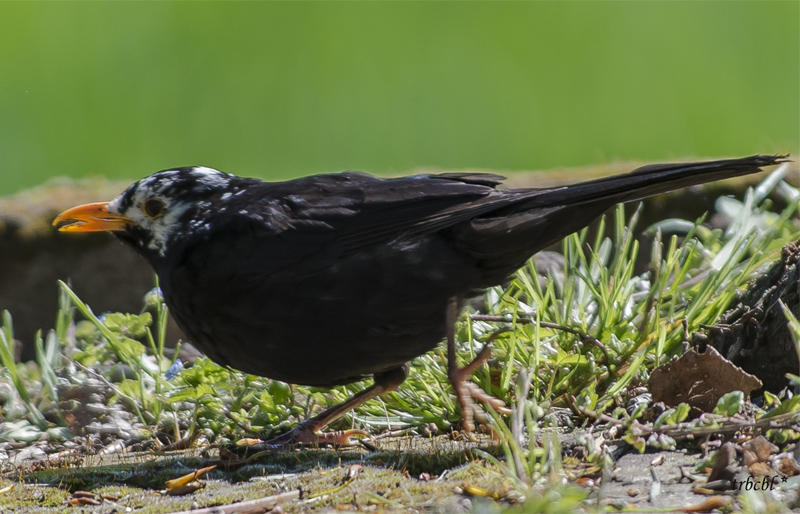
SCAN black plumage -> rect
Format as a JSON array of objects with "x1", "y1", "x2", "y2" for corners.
[{"x1": 54, "y1": 155, "x2": 787, "y2": 443}]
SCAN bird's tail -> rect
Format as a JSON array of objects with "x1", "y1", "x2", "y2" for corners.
[
  {"x1": 456, "y1": 154, "x2": 789, "y2": 283},
  {"x1": 514, "y1": 154, "x2": 789, "y2": 212}
]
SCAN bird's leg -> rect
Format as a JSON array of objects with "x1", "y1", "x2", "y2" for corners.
[
  {"x1": 263, "y1": 365, "x2": 409, "y2": 448},
  {"x1": 446, "y1": 297, "x2": 511, "y2": 433}
]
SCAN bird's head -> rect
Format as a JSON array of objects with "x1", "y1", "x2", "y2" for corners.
[{"x1": 54, "y1": 166, "x2": 240, "y2": 266}]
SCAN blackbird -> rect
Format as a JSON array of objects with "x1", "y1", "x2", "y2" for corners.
[{"x1": 54, "y1": 155, "x2": 786, "y2": 444}]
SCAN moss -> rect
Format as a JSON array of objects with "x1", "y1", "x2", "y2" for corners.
[
  {"x1": 7, "y1": 437, "x2": 508, "y2": 512},
  {"x1": 0, "y1": 479, "x2": 71, "y2": 511}
]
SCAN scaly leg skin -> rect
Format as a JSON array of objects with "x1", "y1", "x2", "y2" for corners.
[
  {"x1": 262, "y1": 365, "x2": 409, "y2": 448},
  {"x1": 446, "y1": 298, "x2": 512, "y2": 434}
]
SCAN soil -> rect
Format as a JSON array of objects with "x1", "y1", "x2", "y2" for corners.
[{"x1": 6, "y1": 432, "x2": 798, "y2": 513}]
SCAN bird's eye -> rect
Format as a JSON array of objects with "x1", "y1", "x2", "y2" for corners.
[{"x1": 142, "y1": 198, "x2": 166, "y2": 219}]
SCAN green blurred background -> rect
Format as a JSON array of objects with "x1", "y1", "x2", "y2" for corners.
[{"x1": 0, "y1": 1, "x2": 797, "y2": 196}]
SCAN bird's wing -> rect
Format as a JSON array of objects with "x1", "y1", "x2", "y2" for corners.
[
  {"x1": 178, "y1": 172, "x2": 532, "y2": 281},
  {"x1": 281, "y1": 172, "x2": 533, "y2": 254},
  {"x1": 174, "y1": 154, "x2": 786, "y2": 283}
]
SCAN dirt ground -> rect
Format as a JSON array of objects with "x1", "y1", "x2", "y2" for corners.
[{"x1": 3, "y1": 429, "x2": 798, "y2": 513}]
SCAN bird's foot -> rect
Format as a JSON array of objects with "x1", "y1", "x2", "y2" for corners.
[
  {"x1": 263, "y1": 423, "x2": 372, "y2": 448},
  {"x1": 242, "y1": 369, "x2": 407, "y2": 452},
  {"x1": 448, "y1": 343, "x2": 512, "y2": 434}
]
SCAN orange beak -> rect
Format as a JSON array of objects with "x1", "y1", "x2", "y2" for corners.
[{"x1": 53, "y1": 202, "x2": 132, "y2": 232}]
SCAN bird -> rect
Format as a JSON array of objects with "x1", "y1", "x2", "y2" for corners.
[{"x1": 54, "y1": 154, "x2": 786, "y2": 445}]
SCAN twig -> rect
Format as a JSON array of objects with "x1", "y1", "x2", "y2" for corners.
[
  {"x1": 469, "y1": 314, "x2": 614, "y2": 367},
  {"x1": 578, "y1": 406, "x2": 800, "y2": 441},
  {"x1": 163, "y1": 490, "x2": 299, "y2": 514}
]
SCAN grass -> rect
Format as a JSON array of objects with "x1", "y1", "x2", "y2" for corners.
[{"x1": 1, "y1": 164, "x2": 800, "y2": 511}]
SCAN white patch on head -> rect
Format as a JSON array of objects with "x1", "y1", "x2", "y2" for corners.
[
  {"x1": 191, "y1": 166, "x2": 231, "y2": 188},
  {"x1": 138, "y1": 169, "x2": 179, "y2": 189},
  {"x1": 107, "y1": 169, "x2": 225, "y2": 257}
]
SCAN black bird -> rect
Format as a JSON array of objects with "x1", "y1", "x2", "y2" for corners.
[{"x1": 54, "y1": 155, "x2": 786, "y2": 444}]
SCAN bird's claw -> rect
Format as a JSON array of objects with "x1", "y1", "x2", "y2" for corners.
[
  {"x1": 462, "y1": 381, "x2": 512, "y2": 415},
  {"x1": 448, "y1": 343, "x2": 511, "y2": 433},
  {"x1": 451, "y1": 379, "x2": 512, "y2": 434}
]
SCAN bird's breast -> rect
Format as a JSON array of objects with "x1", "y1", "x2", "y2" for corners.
[{"x1": 159, "y1": 237, "x2": 478, "y2": 386}]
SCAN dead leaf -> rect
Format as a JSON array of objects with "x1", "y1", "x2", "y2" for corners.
[
  {"x1": 776, "y1": 453, "x2": 800, "y2": 476},
  {"x1": 236, "y1": 438, "x2": 264, "y2": 446},
  {"x1": 648, "y1": 346, "x2": 761, "y2": 413},
  {"x1": 748, "y1": 461, "x2": 774, "y2": 477},
  {"x1": 165, "y1": 464, "x2": 217, "y2": 491},
  {"x1": 66, "y1": 497, "x2": 101, "y2": 506},
  {"x1": 165, "y1": 482, "x2": 205, "y2": 496},
  {"x1": 742, "y1": 435, "x2": 778, "y2": 462},
  {"x1": 682, "y1": 496, "x2": 731, "y2": 512},
  {"x1": 464, "y1": 484, "x2": 489, "y2": 497}
]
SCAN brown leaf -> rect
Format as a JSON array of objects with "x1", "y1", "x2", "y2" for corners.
[
  {"x1": 742, "y1": 435, "x2": 778, "y2": 462},
  {"x1": 66, "y1": 497, "x2": 101, "y2": 506},
  {"x1": 165, "y1": 481, "x2": 205, "y2": 496},
  {"x1": 682, "y1": 496, "x2": 731, "y2": 512},
  {"x1": 747, "y1": 461, "x2": 774, "y2": 477},
  {"x1": 165, "y1": 464, "x2": 217, "y2": 490},
  {"x1": 777, "y1": 454, "x2": 800, "y2": 476},
  {"x1": 649, "y1": 346, "x2": 761, "y2": 413}
]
